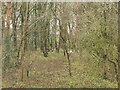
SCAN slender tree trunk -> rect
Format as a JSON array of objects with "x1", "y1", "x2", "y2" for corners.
[
  {"x1": 12, "y1": 2, "x2": 17, "y2": 51},
  {"x1": 4, "y1": 2, "x2": 11, "y2": 68},
  {"x1": 34, "y1": 3, "x2": 37, "y2": 51},
  {"x1": 103, "y1": 55, "x2": 107, "y2": 80},
  {"x1": 20, "y1": 2, "x2": 30, "y2": 82},
  {"x1": 66, "y1": 50, "x2": 72, "y2": 76}
]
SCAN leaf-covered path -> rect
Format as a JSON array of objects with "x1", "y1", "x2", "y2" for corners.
[{"x1": 3, "y1": 51, "x2": 117, "y2": 88}]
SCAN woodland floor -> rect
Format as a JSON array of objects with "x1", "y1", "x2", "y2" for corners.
[{"x1": 2, "y1": 50, "x2": 118, "y2": 88}]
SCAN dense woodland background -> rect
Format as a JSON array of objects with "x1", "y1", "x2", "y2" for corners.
[{"x1": 1, "y1": 2, "x2": 119, "y2": 88}]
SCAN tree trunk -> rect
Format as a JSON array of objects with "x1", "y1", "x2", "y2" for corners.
[
  {"x1": 20, "y1": 2, "x2": 30, "y2": 82},
  {"x1": 4, "y1": 2, "x2": 11, "y2": 68},
  {"x1": 12, "y1": 3, "x2": 17, "y2": 51},
  {"x1": 66, "y1": 50, "x2": 72, "y2": 76}
]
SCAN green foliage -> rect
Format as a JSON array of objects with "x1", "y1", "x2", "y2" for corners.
[{"x1": 2, "y1": 2, "x2": 118, "y2": 88}]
